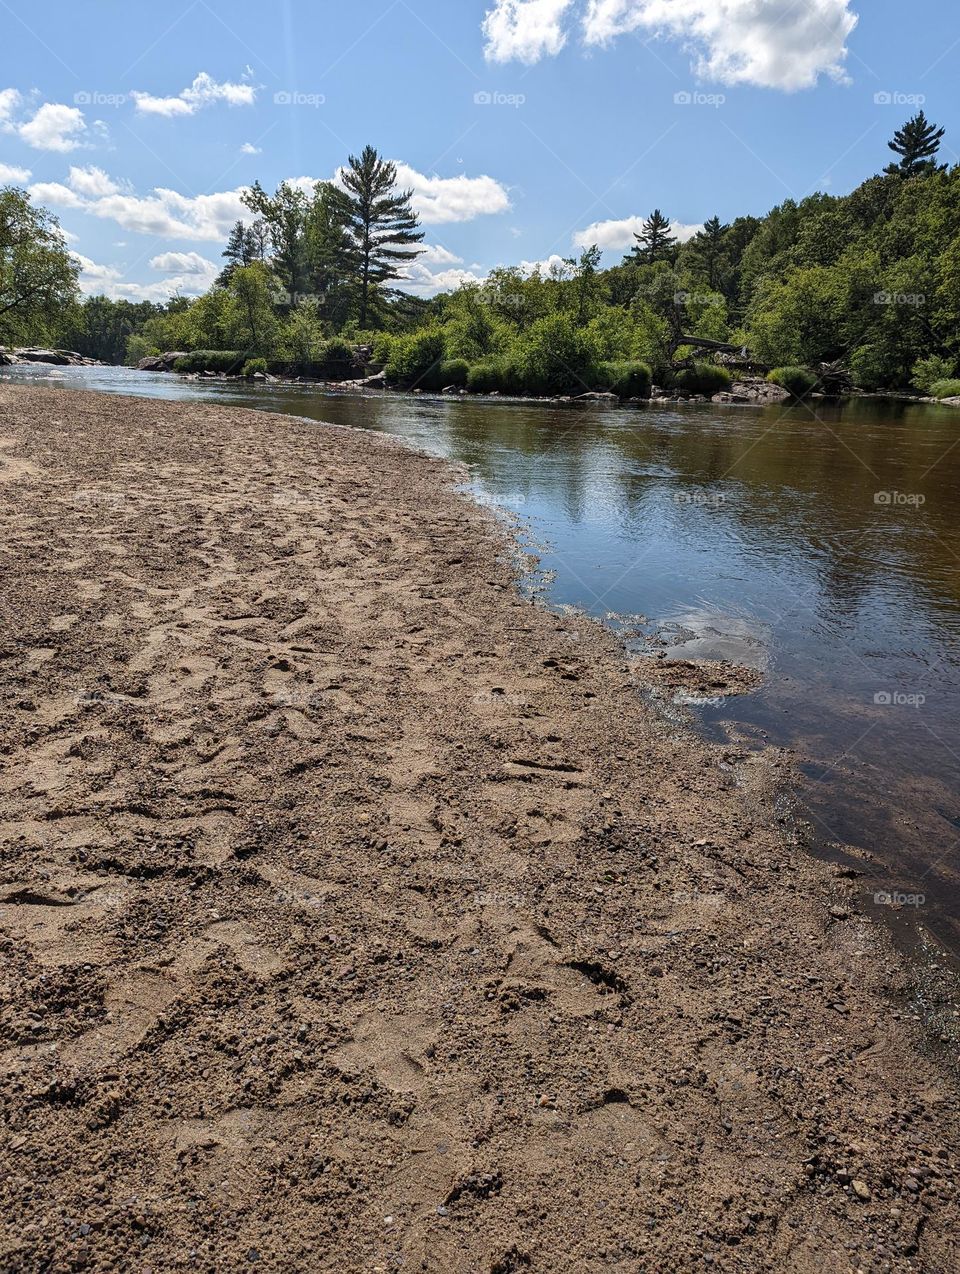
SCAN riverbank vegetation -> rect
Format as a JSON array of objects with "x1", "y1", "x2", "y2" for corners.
[{"x1": 3, "y1": 118, "x2": 960, "y2": 398}]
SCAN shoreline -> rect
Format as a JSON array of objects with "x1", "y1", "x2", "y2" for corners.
[{"x1": 1, "y1": 384, "x2": 959, "y2": 1271}]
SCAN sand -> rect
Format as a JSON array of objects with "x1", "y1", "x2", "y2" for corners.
[{"x1": 0, "y1": 384, "x2": 957, "y2": 1273}]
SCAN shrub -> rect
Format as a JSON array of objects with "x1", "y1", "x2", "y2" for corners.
[
  {"x1": 371, "y1": 332, "x2": 396, "y2": 366},
  {"x1": 850, "y1": 344, "x2": 889, "y2": 391},
  {"x1": 930, "y1": 379, "x2": 960, "y2": 400},
  {"x1": 438, "y1": 358, "x2": 469, "y2": 389},
  {"x1": 242, "y1": 358, "x2": 268, "y2": 377},
  {"x1": 319, "y1": 337, "x2": 355, "y2": 379},
  {"x1": 385, "y1": 328, "x2": 446, "y2": 388},
  {"x1": 912, "y1": 355, "x2": 957, "y2": 394},
  {"x1": 767, "y1": 366, "x2": 818, "y2": 398},
  {"x1": 597, "y1": 361, "x2": 652, "y2": 399},
  {"x1": 172, "y1": 350, "x2": 245, "y2": 374},
  {"x1": 517, "y1": 313, "x2": 598, "y2": 395},
  {"x1": 671, "y1": 362, "x2": 732, "y2": 396},
  {"x1": 466, "y1": 359, "x2": 522, "y2": 395}
]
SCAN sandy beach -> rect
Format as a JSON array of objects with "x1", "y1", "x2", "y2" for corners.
[{"x1": 0, "y1": 384, "x2": 958, "y2": 1273}]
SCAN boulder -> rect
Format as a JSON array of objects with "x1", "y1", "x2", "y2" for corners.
[{"x1": 574, "y1": 391, "x2": 619, "y2": 402}]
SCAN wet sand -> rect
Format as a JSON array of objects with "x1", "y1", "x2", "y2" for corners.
[{"x1": 1, "y1": 384, "x2": 958, "y2": 1273}]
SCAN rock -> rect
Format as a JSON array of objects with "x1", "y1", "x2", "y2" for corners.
[
  {"x1": 852, "y1": 1180, "x2": 871, "y2": 1200},
  {"x1": 829, "y1": 905, "x2": 850, "y2": 920},
  {"x1": 574, "y1": 391, "x2": 619, "y2": 402}
]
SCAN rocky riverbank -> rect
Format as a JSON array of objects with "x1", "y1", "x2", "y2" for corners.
[{"x1": 1, "y1": 384, "x2": 958, "y2": 1272}]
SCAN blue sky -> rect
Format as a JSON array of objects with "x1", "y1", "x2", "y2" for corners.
[{"x1": 1, "y1": 0, "x2": 957, "y2": 303}]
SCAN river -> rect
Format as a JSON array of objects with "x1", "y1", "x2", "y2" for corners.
[{"x1": 6, "y1": 362, "x2": 959, "y2": 957}]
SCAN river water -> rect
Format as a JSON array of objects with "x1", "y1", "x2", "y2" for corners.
[{"x1": 6, "y1": 363, "x2": 960, "y2": 956}]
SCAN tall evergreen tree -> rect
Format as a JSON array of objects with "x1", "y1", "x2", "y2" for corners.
[
  {"x1": 338, "y1": 146, "x2": 424, "y2": 328},
  {"x1": 698, "y1": 215, "x2": 727, "y2": 290},
  {"x1": 629, "y1": 209, "x2": 678, "y2": 265},
  {"x1": 305, "y1": 181, "x2": 357, "y2": 329},
  {"x1": 885, "y1": 111, "x2": 946, "y2": 177},
  {"x1": 217, "y1": 220, "x2": 264, "y2": 287}
]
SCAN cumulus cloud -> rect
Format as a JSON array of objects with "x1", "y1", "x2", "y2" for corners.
[
  {"x1": 573, "y1": 214, "x2": 702, "y2": 250},
  {"x1": 398, "y1": 260, "x2": 486, "y2": 298},
  {"x1": 28, "y1": 180, "x2": 88, "y2": 209},
  {"x1": 132, "y1": 70, "x2": 258, "y2": 118},
  {"x1": 149, "y1": 250, "x2": 218, "y2": 276},
  {"x1": 73, "y1": 250, "x2": 219, "y2": 302},
  {"x1": 483, "y1": 0, "x2": 577, "y2": 63},
  {"x1": 583, "y1": 0, "x2": 858, "y2": 89},
  {"x1": 240, "y1": 141, "x2": 262, "y2": 154},
  {"x1": 419, "y1": 244, "x2": 465, "y2": 267},
  {"x1": 18, "y1": 102, "x2": 87, "y2": 151},
  {"x1": 393, "y1": 163, "x2": 511, "y2": 224},
  {"x1": 0, "y1": 160, "x2": 31, "y2": 183},
  {"x1": 483, "y1": 0, "x2": 858, "y2": 89},
  {"x1": 67, "y1": 165, "x2": 122, "y2": 197},
  {"x1": 0, "y1": 87, "x2": 22, "y2": 125}
]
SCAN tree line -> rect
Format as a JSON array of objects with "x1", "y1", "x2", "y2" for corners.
[{"x1": 3, "y1": 116, "x2": 959, "y2": 398}]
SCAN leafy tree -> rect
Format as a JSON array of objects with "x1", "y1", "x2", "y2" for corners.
[
  {"x1": 226, "y1": 262, "x2": 280, "y2": 354},
  {"x1": 628, "y1": 210, "x2": 677, "y2": 266},
  {"x1": 0, "y1": 186, "x2": 79, "y2": 345},
  {"x1": 885, "y1": 112, "x2": 946, "y2": 177},
  {"x1": 338, "y1": 146, "x2": 424, "y2": 328},
  {"x1": 563, "y1": 244, "x2": 603, "y2": 324}
]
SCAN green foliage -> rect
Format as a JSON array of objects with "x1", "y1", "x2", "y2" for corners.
[
  {"x1": 912, "y1": 355, "x2": 956, "y2": 394},
  {"x1": 767, "y1": 366, "x2": 818, "y2": 398},
  {"x1": 0, "y1": 185, "x2": 79, "y2": 345},
  {"x1": 125, "y1": 333, "x2": 158, "y2": 366},
  {"x1": 384, "y1": 328, "x2": 445, "y2": 387},
  {"x1": 242, "y1": 357, "x2": 268, "y2": 377},
  {"x1": 930, "y1": 379, "x2": 960, "y2": 399},
  {"x1": 172, "y1": 351, "x2": 246, "y2": 373},
  {"x1": 438, "y1": 359, "x2": 469, "y2": 388},
  {"x1": 516, "y1": 313, "x2": 598, "y2": 395},
  {"x1": 850, "y1": 344, "x2": 891, "y2": 391},
  {"x1": 671, "y1": 363, "x2": 732, "y2": 395},
  {"x1": 466, "y1": 359, "x2": 521, "y2": 395},
  {"x1": 597, "y1": 361, "x2": 652, "y2": 398}
]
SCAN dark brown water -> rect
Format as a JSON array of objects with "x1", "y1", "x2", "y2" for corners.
[{"x1": 7, "y1": 364, "x2": 960, "y2": 954}]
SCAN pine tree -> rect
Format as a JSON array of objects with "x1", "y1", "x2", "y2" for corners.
[
  {"x1": 339, "y1": 146, "x2": 424, "y2": 328},
  {"x1": 217, "y1": 219, "x2": 268, "y2": 287},
  {"x1": 305, "y1": 181, "x2": 357, "y2": 329},
  {"x1": 885, "y1": 111, "x2": 946, "y2": 177},
  {"x1": 699, "y1": 215, "x2": 726, "y2": 290},
  {"x1": 629, "y1": 209, "x2": 678, "y2": 265}
]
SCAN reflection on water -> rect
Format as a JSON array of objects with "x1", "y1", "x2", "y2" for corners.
[{"x1": 6, "y1": 363, "x2": 960, "y2": 953}]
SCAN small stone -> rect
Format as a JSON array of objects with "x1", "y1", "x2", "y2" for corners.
[{"x1": 852, "y1": 1180, "x2": 871, "y2": 1200}]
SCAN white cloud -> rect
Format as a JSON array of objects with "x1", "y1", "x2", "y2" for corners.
[
  {"x1": 573, "y1": 214, "x2": 702, "y2": 250},
  {"x1": 28, "y1": 181, "x2": 88, "y2": 209},
  {"x1": 581, "y1": 0, "x2": 858, "y2": 89},
  {"x1": 419, "y1": 243, "x2": 464, "y2": 266},
  {"x1": 73, "y1": 253, "x2": 123, "y2": 295},
  {"x1": 240, "y1": 141, "x2": 261, "y2": 154},
  {"x1": 67, "y1": 164, "x2": 122, "y2": 197},
  {"x1": 73, "y1": 250, "x2": 219, "y2": 302},
  {"x1": 482, "y1": 0, "x2": 858, "y2": 89},
  {"x1": 18, "y1": 102, "x2": 87, "y2": 152},
  {"x1": 149, "y1": 250, "x2": 218, "y2": 276},
  {"x1": 394, "y1": 163, "x2": 511, "y2": 224},
  {"x1": 0, "y1": 87, "x2": 22, "y2": 125},
  {"x1": 398, "y1": 260, "x2": 486, "y2": 298},
  {"x1": 0, "y1": 160, "x2": 31, "y2": 183},
  {"x1": 518, "y1": 253, "x2": 573, "y2": 276},
  {"x1": 132, "y1": 71, "x2": 258, "y2": 118},
  {"x1": 483, "y1": 0, "x2": 576, "y2": 63}
]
